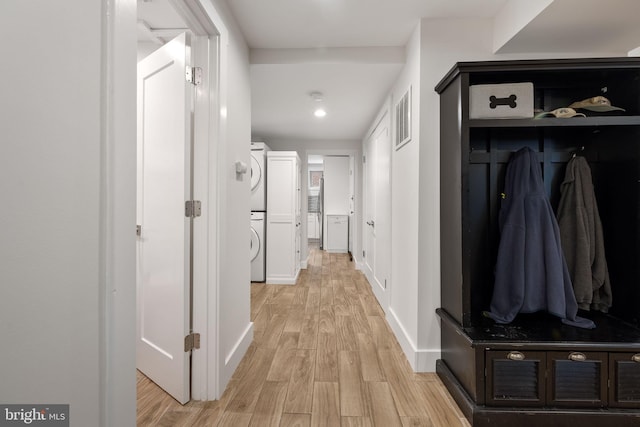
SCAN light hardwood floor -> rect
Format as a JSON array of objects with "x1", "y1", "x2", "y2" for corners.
[{"x1": 137, "y1": 247, "x2": 470, "y2": 427}]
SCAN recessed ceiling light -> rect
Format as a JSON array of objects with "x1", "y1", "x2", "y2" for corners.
[{"x1": 314, "y1": 108, "x2": 327, "y2": 118}]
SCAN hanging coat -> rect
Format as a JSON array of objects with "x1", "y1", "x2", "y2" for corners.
[
  {"x1": 557, "y1": 156, "x2": 612, "y2": 312},
  {"x1": 486, "y1": 147, "x2": 595, "y2": 329}
]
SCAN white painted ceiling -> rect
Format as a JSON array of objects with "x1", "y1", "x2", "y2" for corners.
[
  {"x1": 226, "y1": 0, "x2": 509, "y2": 49},
  {"x1": 495, "y1": 0, "x2": 640, "y2": 54},
  {"x1": 138, "y1": 0, "x2": 640, "y2": 143}
]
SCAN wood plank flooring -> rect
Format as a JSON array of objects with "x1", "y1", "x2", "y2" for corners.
[{"x1": 137, "y1": 248, "x2": 469, "y2": 426}]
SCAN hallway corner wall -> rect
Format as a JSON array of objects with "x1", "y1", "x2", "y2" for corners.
[
  {"x1": 206, "y1": 0, "x2": 254, "y2": 396},
  {"x1": 0, "y1": 1, "x2": 138, "y2": 425}
]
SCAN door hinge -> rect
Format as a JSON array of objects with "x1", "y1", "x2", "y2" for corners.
[
  {"x1": 184, "y1": 333, "x2": 200, "y2": 352},
  {"x1": 136, "y1": 225, "x2": 142, "y2": 237},
  {"x1": 363, "y1": 250, "x2": 366, "y2": 258},
  {"x1": 363, "y1": 155, "x2": 366, "y2": 163},
  {"x1": 186, "y1": 66, "x2": 202, "y2": 85},
  {"x1": 185, "y1": 200, "x2": 202, "y2": 218}
]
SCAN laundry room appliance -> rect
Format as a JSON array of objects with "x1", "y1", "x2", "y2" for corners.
[
  {"x1": 325, "y1": 214, "x2": 348, "y2": 253},
  {"x1": 250, "y1": 211, "x2": 266, "y2": 282},
  {"x1": 250, "y1": 142, "x2": 271, "y2": 212}
]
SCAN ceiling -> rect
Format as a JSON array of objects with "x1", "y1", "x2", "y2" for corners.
[{"x1": 138, "y1": 0, "x2": 640, "y2": 143}]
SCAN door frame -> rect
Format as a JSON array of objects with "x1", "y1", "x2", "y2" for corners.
[
  {"x1": 136, "y1": 31, "x2": 195, "y2": 404},
  {"x1": 160, "y1": 1, "x2": 229, "y2": 402},
  {"x1": 303, "y1": 149, "x2": 360, "y2": 270},
  {"x1": 103, "y1": 1, "x2": 230, "y2": 421},
  {"x1": 362, "y1": 109, "x2": 392, "y2": 312}
]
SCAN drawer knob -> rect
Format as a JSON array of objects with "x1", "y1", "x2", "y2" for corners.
[
  {"x1": 507, "y1": 351, "x2": 525, "y2": 361},
  {"x1": 569, "y1": 352, "x2": 587, "y2": 362},
  {"x1": 632, "y1": 354, "x2": 640, "y2": 363}
]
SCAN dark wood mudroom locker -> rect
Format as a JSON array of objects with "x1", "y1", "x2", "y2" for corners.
[{"x1": 436, "y1": 58, "x2": 640, "y2": 426}]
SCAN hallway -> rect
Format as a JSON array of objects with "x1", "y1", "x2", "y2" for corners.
[{"x1": 137, "y1": 248, "x2": 468, "y2": 426}]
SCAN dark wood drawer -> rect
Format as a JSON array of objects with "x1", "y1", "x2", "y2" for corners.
[
  {"x1": 609, "y1": 352, "x2": 640, "y2": 409},
  {"x1": 485, "y1": 350, "x2": 546, "y2": 406},
  {"x1": 547, "y1": 351, "x2": 608, "y2": 408}
]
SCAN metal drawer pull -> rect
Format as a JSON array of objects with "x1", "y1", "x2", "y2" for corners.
[
  {"x1": 507, "y1": 351, "x2": 525, "y2": 361},
  {"x1": 569, "y1": 352, "x2": 587, "y2": 362},
  {"x1": 632, "y1": 354, "x2": 640, "y2": 363}
]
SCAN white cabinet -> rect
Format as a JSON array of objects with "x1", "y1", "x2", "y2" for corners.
[
  {"x1": 266, "y1": 151, "x2": 301, "y2": 284},
  {"x1": 326, "y1": 214, "x2": 349, "y2": 253},
  {"x1": 307, "y1": 213, "x2": 320, "y2": 239}
]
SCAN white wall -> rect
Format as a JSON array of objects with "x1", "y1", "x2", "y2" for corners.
[
  {"x1": 323, "y1": 156, "x2": 351, "y2": 216},
  {"x1": 137, "y1": 41, "x2": 161, "y2": 61},
  {"x1": 265, "y1": 140, "x2": 362, "y2": 269},
  {"x1": 366, "y1": 16, "x2": 623, "y2": 374},
  {"x1": 323, "y1": 156, "x2": 351, "y2": 250},
  {"x1": 492, "y1": 0, "x2": 554, "y2": 52},
  {"x1": 385, "y1": 23, "x2": 423, "y2": 369},
  {"x1": 0, "y1": 1, "x2": 137, "y2": 425},
  {"x1": 0, "y1": 1, "x2": 252, "y2": 424},
  {"x1": 415, "y1": 17, "x2": 499, "y2": 372},
  {"x1": 207, "y1": 0, "x2": 254, "y2": 393}
]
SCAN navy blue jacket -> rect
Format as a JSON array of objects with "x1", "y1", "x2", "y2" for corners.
[{"x1": 486, "y1": 147, "x2": 595, "y2": 329}]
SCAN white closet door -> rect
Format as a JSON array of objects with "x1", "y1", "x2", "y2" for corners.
[{"x1": 136, "y1": 33, "x2": 192, "y2": 404}]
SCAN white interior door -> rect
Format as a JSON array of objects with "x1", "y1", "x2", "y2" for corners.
[
  {"x1": 364, "y1": 118, "x2": 391, "y2": 310},
  {"x1": 364, "y1": 132, "x2": 377, "y2": 281},
  {"x1": 137, "y1": 32, "x2": 192, "y2": 404},
  {"x1": 373, "y1": 123, "x2": 390, "y2": 301}
]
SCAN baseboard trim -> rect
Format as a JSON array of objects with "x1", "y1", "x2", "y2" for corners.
[
  {"x1": 219, "y1": 322, "x2": 253, "y2": 396},
  {"x1": 265, "y1": 278, "x2": 297, "y2": 285},
  {"x1": 387, "y1": 308, "x2": 440, "y2": 372}
]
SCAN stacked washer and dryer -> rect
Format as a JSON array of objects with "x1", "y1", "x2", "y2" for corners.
[{"x1": 250, "y1": 142, "x2": 270, "y2": 282}]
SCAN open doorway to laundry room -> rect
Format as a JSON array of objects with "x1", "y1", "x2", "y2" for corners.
[{"x1": 305, "y1": 154, "x2": 355, "y2": 262}]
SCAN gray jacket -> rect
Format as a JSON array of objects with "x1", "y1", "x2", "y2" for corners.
[{"x1": 557, "y1": 156, "x2": 612, "y2": 312}]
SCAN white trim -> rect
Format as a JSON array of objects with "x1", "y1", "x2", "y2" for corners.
[
  {"x1": 191, "y1": 34, "x2": 217, "y2": 401},
  {"x1": 387, "y1": 308, "x2": 440, "y2": 373},
  {"x1": 303, "y1": 148, "x2": 361, "y2": 270},
  {"x1": 187, "y1": 0, "x2": 229, "y2": 401},
  {"x1": 266, "y1": 271, "x2": 301, "y2": 285},
  {"x1": 193, "y1": 0, "x2": 230, "y2": 400},
  {"x1": 103, "y1": 0, "x2": 137, "y2": 425},
  {"x1": 108, "y1": 0, "x2": 230, "y2": 415},
  {"x1": 219, "y1": 322, "x2": 254, "y2": 391}
]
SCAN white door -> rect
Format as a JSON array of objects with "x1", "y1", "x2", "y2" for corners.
[
  {"x1": 137, "y1": 33, "x2": 193, "y2": 404},
  {"x1": 295, "y1": 160, "x2": 302, "y2": 272},
  {"x1": 365, "y1": 118, "x2": 391, "y2": 310},
  {"x1": 364, "y1": 130, "x2": 377, "y2": 281},
  {"x1": 373, "y1": 122, "x2": 391, "y2": 303}
]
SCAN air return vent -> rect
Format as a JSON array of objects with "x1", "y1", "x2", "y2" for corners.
[{"x1": 395, "y1": 86, "x2": 411, "y2": 150}]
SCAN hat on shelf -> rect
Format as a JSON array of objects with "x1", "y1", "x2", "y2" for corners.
[
  {"x1": 535, "y1": 107, "x2": 586, "y2": 119},
  {"x1": 568, "y1": 96, "x2": 625, "y2": 112}
]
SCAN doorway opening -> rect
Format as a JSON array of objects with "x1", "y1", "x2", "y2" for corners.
[
  {"x1": 305, "y1": 153, "x2": 355, "y2": 263},
  {"x1": 362, "y1": 112, "x2": 391, "y2": 312},
  {"x1": 136, "y1": 0, "x2": 222, "y2": 404}
]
